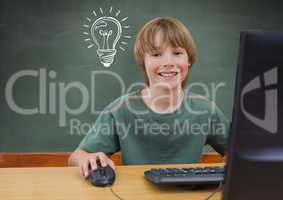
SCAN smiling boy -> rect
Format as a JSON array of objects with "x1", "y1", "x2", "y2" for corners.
[{"x1": 69, "y1": 17, "x2": 229, "y2": 179}]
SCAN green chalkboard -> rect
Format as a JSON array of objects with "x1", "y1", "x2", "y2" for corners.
[{"x1": 0, "y1": 0, "x2": 283, "y2": 151}]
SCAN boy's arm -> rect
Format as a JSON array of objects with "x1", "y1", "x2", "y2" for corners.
[
  {"x1": 68, "y1": 110, "x2": 120, "y2": 178},
  {"x1": 78, "y1": 111, "x2": 120, "y2": 156},
  {"x1": 206, "y1": 106, "x2": 230, "y2": 156}
]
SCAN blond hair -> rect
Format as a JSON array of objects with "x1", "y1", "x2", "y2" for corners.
[{"x1": 134, "y1": 17, "x2": 197, "y2": 88}]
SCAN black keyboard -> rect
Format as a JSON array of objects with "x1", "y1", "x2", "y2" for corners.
[{"x1": 144, "y1": 166, "x2": 225, "y2": 185}]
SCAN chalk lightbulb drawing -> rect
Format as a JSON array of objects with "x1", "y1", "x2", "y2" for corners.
[{"x1": 83, "y1": 7, "x2": 131, "y2": 67}]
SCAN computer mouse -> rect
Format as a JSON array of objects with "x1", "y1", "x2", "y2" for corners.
[{"x1": 87, "y1": 163, "x2": 116, "y2": 187}]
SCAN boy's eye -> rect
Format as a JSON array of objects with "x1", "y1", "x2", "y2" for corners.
[
  {"x1": 151, "y1": 53, "x2": 161, "y2": 57},
  {"x1": 174, "y1": 51, "x2": 184, "y2": 55}
]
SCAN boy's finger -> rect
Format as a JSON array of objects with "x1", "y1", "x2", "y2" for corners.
[
  {"x1": 82, "y1": 160, "x2": 90, "y2": 178},
  {"x1": 98, "y1": 154, "x2": 107, "y2": 167},
  {"x1": 108, "y1": 159, "x2": 116, "y2": 170},
  {"x1": 89, "y1": 157, "x2": 98, "y2": 170},
  {"x1": 79, "y1": 163, "x2": 84, "y2": 178}
]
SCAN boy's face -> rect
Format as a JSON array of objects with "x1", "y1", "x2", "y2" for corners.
[{"x1": 144, "y1": 31, "x2": 190, "y2": 90}]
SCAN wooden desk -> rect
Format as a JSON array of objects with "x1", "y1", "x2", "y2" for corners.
[{"x1": 0, "y1": 163, "x2": 223, "y2": 200}]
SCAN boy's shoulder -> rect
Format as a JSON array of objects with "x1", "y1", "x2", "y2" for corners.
[
  {"x1": 186, "y1": 93, "x2": 228, "y2": 122},
  {"x1": 103, "y1": 90, "x2": 141, "y2": 113},
  {"x1": 185, "y1": 92, "x2": 217, "y2": 113},
  {"x1": 186, "y1": 92, "x2": 215, "y2": 105}
]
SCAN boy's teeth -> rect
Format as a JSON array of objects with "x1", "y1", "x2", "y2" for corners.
[{"x1": 159, "y1": 72, "x2": 178, "y2": 77}]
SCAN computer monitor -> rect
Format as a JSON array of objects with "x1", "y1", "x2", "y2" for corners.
[{"x1": 223, "y1": 31, "x2": 283, "y2": 200}]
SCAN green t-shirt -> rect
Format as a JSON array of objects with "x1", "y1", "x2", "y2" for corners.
[{"x1": 79, "y1": 90, "x2": 230, "y2": 165}]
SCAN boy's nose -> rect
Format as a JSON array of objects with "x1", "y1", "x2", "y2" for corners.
[{"x1": 162, "y1": 55, "x2": 174, "y2": 68}]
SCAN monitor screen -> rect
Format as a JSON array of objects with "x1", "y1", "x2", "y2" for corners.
[{"x1": 223, "y1": 31, "x2": 283, "y2": 200}]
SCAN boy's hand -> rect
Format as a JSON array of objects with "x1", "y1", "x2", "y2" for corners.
[{"x1": 78, "y1": 152, "x2": 115, "y2": 179}]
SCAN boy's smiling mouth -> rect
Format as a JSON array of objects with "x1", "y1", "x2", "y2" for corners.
[{"x1": 158, "y1": 71, "x2": 179, "y2": 77}]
